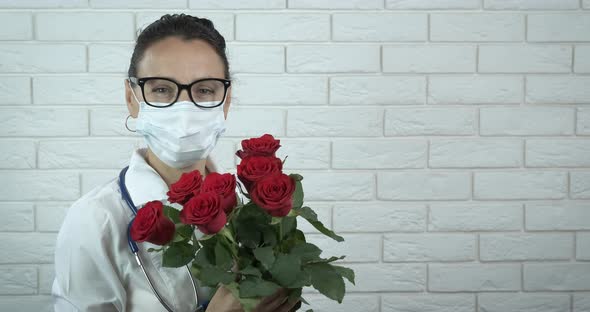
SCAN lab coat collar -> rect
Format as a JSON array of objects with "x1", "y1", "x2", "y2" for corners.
[{"x1": 125, "y1": 147, "x2": 225, "y2": 208}]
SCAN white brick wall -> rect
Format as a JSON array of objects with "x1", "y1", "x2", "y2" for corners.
[{"x1": 0, "y1": 1, "x2": 588, "y2": 311}]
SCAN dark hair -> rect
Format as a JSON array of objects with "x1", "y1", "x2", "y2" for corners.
[{"x1": 127, "y1": 13, "x2": 230, "y2": 80}]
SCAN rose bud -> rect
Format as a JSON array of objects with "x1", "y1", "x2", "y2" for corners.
[
  {"x1": 179, "y1": 191, "x2": 227, "y2": 235},
  {"x1": 202, "y1": 172, "x2": 238, "y2": 214},
  {"x1": 237, "y1": 155, "x2": 283, "y2": 193},
  {"x1": 235, "y1": 133, "x2": 281, "y2": 159},
  {"x1": 130, "y1": 200, "x2": 175, "y2": 245},
  {"x1": 167, "y1": 170, "x2": 203, "y2": 205},
  {"x1": 250, "y1": 172, "x2": 296, "y2": 217}
]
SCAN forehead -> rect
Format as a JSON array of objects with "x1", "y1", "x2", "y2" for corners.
[{"x1": 136, "y1": 36, "x2": 225, "y2": 82}]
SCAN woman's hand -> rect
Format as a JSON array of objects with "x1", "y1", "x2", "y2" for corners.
[{"x1": 206, "y1": 285, "x2": 301, "y2": 312}]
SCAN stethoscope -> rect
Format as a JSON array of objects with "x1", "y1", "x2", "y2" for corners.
[{"x1": 119, "y1": 166, "x2": 207, "y2": 312}]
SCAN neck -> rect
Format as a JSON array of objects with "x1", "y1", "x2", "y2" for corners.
[{"x1": 145, "y1": 147, "x2": 208, "y2": 188}]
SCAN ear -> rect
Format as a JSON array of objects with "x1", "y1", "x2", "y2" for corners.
[
  {"x1": 223, "y1": 86, "x2": 232, "y2": 120},
  {"x1": 124, "y1": 78, "x2": 140, "y2": 118}
]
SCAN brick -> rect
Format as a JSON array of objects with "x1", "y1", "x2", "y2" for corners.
[
  {"x1": 474, "y1": 171, "x2": 567, "y2": 199},
  {"x1": 333, "y1": 13, "x2": 427, "y2": 41},
  {"x1": 479, "y1": 293, "x2": 571, "y2": 312},
  {"x1": 0, "y1": 171, "x2": 79, "y2": 201},
  {"x1": 190, "y1": 0, "x2": 285, "y2": 8},
  {"x1": 378, "y1": 172, "x2": 470, "y2": 200},
  {"x1": 287, "y1": 108, "x2": 382, "y2": 137},
  {"x1": 0, "y1": 233, "x2": 57, "y2": 263},
  {"x1": 332, "y1": 139, "x2": 427, "y2": 169},
  {"x1": 210, "y1": 140, "x2": 237, "y2": 171},
  {"x1": 236, "y1": 14, "x2": 329, "y2": 41},
  {"x1": 296, "y1": 203, "x2": 331, "y2": 234},
  {"x1": 384, "y1": 294, "x2": 474, "y2": 312},
  {"x1": 81, "y1": 170, "x2": 118, "y2": 196},
  {"x1": 384, "y1": 233, "x2": 476, "y2": 262},
  {"x1": 137, "y1": 13, "x2": 234, "y2": 40},
  {"x1": 0, "y1": 266, "x2": 37, "y2": 295},
  {"x1": 428, "y1": 75, "x2": 522, "y2": 104},
  {"x1": 333, "y1": 203, "x2": 426, "y2": 232},
  {"x1": 480, "y1": 233, "x2": 572, "y2": 261},
  {"x1": 345, "y1": 263, "x2": 425, "y2": 291},
  {"x1": 429, "y1": 263, "x2": 520, "y2": 291},
  {"x1": 291, "y1": 0, "x2": 382, "y2": 9},
  {"x1": 485, "y1": 0, "x2": 579, "y2": 9},
  {"x1": 0, "y1": 13, "x2": 32, "y2": 39},
  {"x1": 586, "y1": 0, "x2": 590, "y2": 8},
  {"x1": 306, "y1": 234, "x2": 380, "y2": 262},
  {"x1": 480, "y1": 107, "x2": 574, "y2": 135},
  {"x1": 431, "y1": 13, "x2": 524, "y2": 42},
  {"x1": 578, "y1": 108, "x2": 590, "y2": 135},
  {"x1": 527, "y1": 76, "x2": 590, "y2": 104},
  {"x1": 524, "y1": 263, "x2": 590, "y2": 291},
  {"x1": 385, "y1": 107, "x2": 476, "y2": 136},
  {"x1": 0, "y1": 0, "x2": 86, "y2": 7},
  {"x1": 304, "y1": 294, "x2": 379, "y2": 312},
  {"x1": 575, "y1": 45, "x2": 590, "y2": 73},
  {"x1": 526, "y1": 202, "x2": 590, "y2": 230},
  {"x1": 387, "y1": 0, "x2": 479, "y2": 9},
  {"x1": 528, "y1": 14, "x2": 590, "y2": 42},
  {"x1": 429, "y1": 202, "x2": 522, "y2": 231},
  {"x1": 574, "y1": 294, "x2": 590, "y2": 312},
  {"x1": 526, "y1": 139, "x2": 590, "y2": 167},
  {"x1": 232, "y1": 75, "x2": 326, "y2": 105},
  {"x1": 91, "y1": 0, "x2": 187, "y2": 7},
  {"x1": 0, "y1": 203, "x2": 34, "y2": 232},
  {"x1": 88, "y1": 43, "x2": 133, "y2": 73},
  {"x1": 479, "y1": 45, "x2": 571, "y2": 73},
  {"x1": 0, "y1": 108, "x2": 88, "y2": 137},
  {"x1": 224, "y1": 108, "x2": 285, "y2": 137},
  {"x1": 298, "y1": 171, "x2": 374, "y2": 201},
  {"x1": 287, "y1": 45, "x2": 380, "y2": 73},
  {"x1": 90, "y1": 107, "x2": 138, "y2": 137},
  {"x1": 330, "y1": 76, "x2": 425, "y2": 105},
  {"x1": 0, "y1": 296, "x2": 53, "y2": 312},
  {"x1": 0, "y1": 43, "x2": 85, "y2": 73},
  {"x1": 577, "y1": 232, "x2": 590, "y2": 260},
  {"x1": 430, "y1": 138, "x2": 522, "y2": 168},
  {"x1": 571, "y1": 171, "x2": 590, "y2": 199},
  {"x1": 0, "y1": 76, "x2": 30, "y2": 105},
  {"x1": 227, "y1": 45, "x2": 284, "y2": 73},
  {"x1": 34, "y1": 76, "x2": 125, "y2": 105},
  {"x1": 36, "y1": 13, "x2": 134, "y2": 41},
  {"x1": 274, "y1": 139, "x2": 330, "y2": 169},
  {"x1": 383, "y1": 45, "x2": 476, "y2": 73},
  {"x1": 36, "y1": 202, "x2": 71, "y2": 232},
  {"x1": 38, "y1": 264, "x2": 54, "y2": 295},
  {"x1": 0, "y1": 140, "x2": 36, "y2": 168}
]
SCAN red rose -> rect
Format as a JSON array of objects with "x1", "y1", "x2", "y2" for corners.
[
  {"x1": 130, "y1": 201, "x2": 175, "y2": 245},
  {"x1": 202, "y1": 173, "x2": 237, "y2": 214},
  {"x1": 237, "y1": 156, "x2": 283, "y2": 192},
  {"x1": 250, "y1": 173, "x2": 296, "y2": 217},
  {"x1": 236, "y1": 134, "x2": 281, "y2": 159},
  {"x1": 167, "y1": 170, "x2": 203, "y2": 205},
  {"x1": 179, "y1": 192, "x2": 226, "y2": 234}
]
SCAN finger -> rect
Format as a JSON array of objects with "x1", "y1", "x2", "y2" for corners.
[
  {"x1": 277, "y1": 299, "x2": 301, "y2": 312},
  {"x1": 257, "y1": 287, "x2": 286, "y2": 307},
  {"x1": 262, "y1": 290, "x2": 290, "y2": 311}
]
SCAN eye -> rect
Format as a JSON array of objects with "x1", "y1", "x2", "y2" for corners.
[
  {"x1": 152, "y1": 87, "x2": 173, "y2": 94},
  {"x1": 197, "y1": 88, "x2": 214, "y2": 94}
]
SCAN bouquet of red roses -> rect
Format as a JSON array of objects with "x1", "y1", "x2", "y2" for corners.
[{"x1": 130, "y1": 134, "x2": 355, "y2": 311}]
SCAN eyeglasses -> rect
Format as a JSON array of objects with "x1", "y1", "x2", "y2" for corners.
[{"x1": 128, "y1": 76, "x2": 231, "y2": 108}]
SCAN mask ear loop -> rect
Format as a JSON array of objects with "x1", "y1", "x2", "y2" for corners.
[
  {"x1": 125, "y1": 115, "x2": 136, "y2": 132},
  {"x1": 126, "y1": 79, "x2": 139, "y2": 133}
]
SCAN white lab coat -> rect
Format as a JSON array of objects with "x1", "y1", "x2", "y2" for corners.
[{"x1": 52, "y1": 147, "x2": 242, "y2": 312}]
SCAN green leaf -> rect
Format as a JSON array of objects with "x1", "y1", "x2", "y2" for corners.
[
  {"x1": 261, "y1": 226, "x2": 278, "y2": 247},
  {"x1": 295, "y1": 206, "x2": 344, "y2": 242},
  {"x1": 162, "y1": 205, "x2": 180, "y2": 223},
  {"x1": 253, "y1": 246, "x2": 275, "y2": 270},
  {"x1": 225, "y1": 282, "x2": 260, "y2": 312},
  {"x1": 280, "y1": 216, "x2": 297, "y2": 239},
  {"x1": 234, "y1": 203, "x2": 272, "y2": 248},
  {"x1": 162, "y1": 241, "x2": 196, "y2": 268},
  {"x1": 239, "y1": 276, "x2": 281, "y2": 298},
  {"x1": 269, "y1": 253, "x2": 301, "y2": 287},
  {"x1": 193, "y1": 245, "x2": 215, "y2": 267},
  {"x1": 290, "y1": 243, "x2": 322, "y2": 263},
  {"x1": 307, "y1": 255, "x2": 346, "y2": 264},
  {"x1": 290, "y1": 175, "x2": 304, "y2": 209},
  {"x1": 198, "y1": 266, "x2": 236, "y2": 287},
  {"x1": 285, "y1": 268, "x2": 311, "y2": 288},
  {"x1": 173, "y1": 224, "x2": 194, "y2": 242},
  {"x1": 332, "y1": 265, "x2": 355, "y2": 285},
  {"x1": 214, "y1": 239, "x2": 233, "y2": 270},
  {"x1": 239, "y1": 265, "x2": 262, "y2": 278},
  {"x1": 305, "y1": 263, "x2": 345, "y2": 303}
]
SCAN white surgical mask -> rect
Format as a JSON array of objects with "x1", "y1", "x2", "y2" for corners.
[{"x1": 129, "y1": 81, "x2": 227, "y2": 168}]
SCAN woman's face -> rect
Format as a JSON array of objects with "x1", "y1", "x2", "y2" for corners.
[{"x1": 124, "y1": 36, "x2": 231, "y2": 119}]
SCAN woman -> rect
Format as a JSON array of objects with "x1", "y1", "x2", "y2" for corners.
[{"x1": 52, "y1": 13, "x2": 300, "y2": 312}]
